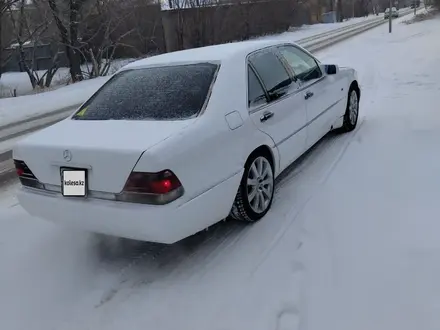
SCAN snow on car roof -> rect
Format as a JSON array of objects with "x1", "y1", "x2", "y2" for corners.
[{"x1": 122, "y1": 39, "x2": 292, "y2": 70}]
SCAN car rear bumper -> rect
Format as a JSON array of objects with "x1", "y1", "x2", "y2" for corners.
[{"x1": 17, "y1": 170, "x2": 243, "y2": 244}]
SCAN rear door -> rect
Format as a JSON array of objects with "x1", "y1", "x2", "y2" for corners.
[
  {"x1": 247, "y1": 48, "x2": 307, "y2": 171},
  {"x1": 277, "y1": 45, "x2": 343, "y2": 148}
]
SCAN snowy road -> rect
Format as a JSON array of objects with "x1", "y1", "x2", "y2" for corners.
[{"x1": 2, "y1": 13, "x2": 440, "y2": 330}]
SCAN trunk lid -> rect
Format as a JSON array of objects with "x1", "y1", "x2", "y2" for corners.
[{"x1": 14, "y1": 118, "x2": 194, "y2": 193}]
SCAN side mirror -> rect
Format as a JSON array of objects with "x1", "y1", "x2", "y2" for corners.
[{"x1": 324, "y1": 64, "x2": 339, "y2": 75}]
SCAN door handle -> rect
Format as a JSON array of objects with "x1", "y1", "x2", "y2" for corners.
[
  {"x1": 304, "y1": 91, "x2": 314, "y2": 100},
  {"x1": 260, "y1": 111, "x2": 274, "y2": 122}
]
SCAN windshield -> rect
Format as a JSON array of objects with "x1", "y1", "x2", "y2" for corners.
[{"x1": 72, "y1": 63, "x2": 219, "y2": 121}]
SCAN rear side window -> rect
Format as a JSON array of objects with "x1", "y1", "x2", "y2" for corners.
[
  {"x1": 72, "y1": 63, "x2": 218, "y2": 121},
  {"x1": 249, "y1": 50, "x2": 292, "y2": 94}
]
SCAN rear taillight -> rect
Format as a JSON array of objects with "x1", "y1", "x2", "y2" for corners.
[
  {"x1": 117, "y1": 170, "x2": 184, "y2": 205},
  {"x1": 13, "y1": 160, "x2": 44, "y2": 189}
]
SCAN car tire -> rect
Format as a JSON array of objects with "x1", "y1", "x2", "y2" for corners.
[
  {"x1": 338, "y1": 86, "x2": 359, "y2": 133},
  {"x1": 230, "y1": 153, "x2": 275, "y2": 222}
]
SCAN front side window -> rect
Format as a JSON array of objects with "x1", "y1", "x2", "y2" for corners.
[
  {"x1": 249, "y1": 50, "x2": 292, "y2": 95},
  {"x1": 248, "y1": 66, "x2": 267, "y2": 107},
  {"x1": 278, "y1": 46, "x2": 322, "y2": 83},
  {"x1": 72, "y1": 63, "x2": 219, "y2": 121}
]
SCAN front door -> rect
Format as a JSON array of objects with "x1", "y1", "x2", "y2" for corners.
[
  {"x1": 276, "y1": 45, "x2": 342, "y2": 148},
  {"x1": 247, "y1": 48, "x2": 307, "y2": 172}
]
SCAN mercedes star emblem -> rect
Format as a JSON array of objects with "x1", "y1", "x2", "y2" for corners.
[{"x1": 63, "y1": 150, "x2": 72, "y2": 162}]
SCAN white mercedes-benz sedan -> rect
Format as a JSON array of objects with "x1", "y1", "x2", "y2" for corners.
[{"x1": 13, "y1": 39, "x2": 360, "y2": 244}]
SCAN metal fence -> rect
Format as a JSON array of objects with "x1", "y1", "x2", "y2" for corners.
[{"x1": 3, "y1": 43, "x2": 68, "y2": 73}]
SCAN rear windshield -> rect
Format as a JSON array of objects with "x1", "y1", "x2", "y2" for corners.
[{"x1": 72, "y1": 63, "x2": 219, "y2": 121}]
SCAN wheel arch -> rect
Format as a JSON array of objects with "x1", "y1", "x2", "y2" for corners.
[
  {"x1": 245, "y1": 145, "x2": 276, "y2": 173},
  {"x1": 349, "y1": 80, "x2": 360, "y2": 100},
  {"x1": 230, "y1": 144, "x2": 277, "y2": 222}
]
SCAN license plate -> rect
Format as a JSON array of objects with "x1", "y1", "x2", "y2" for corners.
[{"x1": 61, "y1": 169, "x2": 87, "y2": 197}]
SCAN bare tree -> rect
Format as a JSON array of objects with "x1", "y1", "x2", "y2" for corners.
[
  {"x1": 41, "y1": 0, "x2": 142, "y2": 82},
  {"x1": 46, "y1": 0, "x2": 86, "y2": 82},
  {"x1": 6, "y1": 0, "x2": 60, "y2": 89},
  {"x1": 0, "y1": 0, "x2": 19, "y2": 78},
  {"x1": 78, "y1": 0, "x2": 136, "y2": 78}
]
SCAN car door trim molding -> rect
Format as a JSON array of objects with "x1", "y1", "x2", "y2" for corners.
[
  {"x1": 276, "y1": 98, "x2": 343, "y2": 147},
  {"x1": 307, "y1": 98, "x2": 344, "y2": 127}
]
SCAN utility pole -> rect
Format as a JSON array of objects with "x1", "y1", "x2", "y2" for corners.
[
  {"x1": 414, "y1": 1, "x2": 417, "y2": 15},
  {"x1": 389, "y1": 0, "x2": 392, "y2": 33}
]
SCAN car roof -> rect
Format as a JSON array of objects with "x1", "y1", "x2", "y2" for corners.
[{"x1": 121, "y1": 39, "x2": 292, "y2": 70}]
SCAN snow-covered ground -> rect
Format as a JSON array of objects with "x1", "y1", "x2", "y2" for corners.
[
  {"x1": 0, "y1": 14, "x2": 382, "y2": 127},
  {"x1": 0, "y1": 77, "x2": 109, "y2": 127},
  {"x1": 0, "y1": 59, "x2": 133, "y2": 98},
  {"x1": 1, "y1": 12, "x2": 440, "y2": 330}
]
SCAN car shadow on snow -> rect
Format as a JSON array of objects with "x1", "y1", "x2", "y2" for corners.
[
  {"x1": 91, "y1": 219, "x2": 248, "y2": 284},
  {"x1": 89, "y1": 221, "x2": 248, "y2": 307}
]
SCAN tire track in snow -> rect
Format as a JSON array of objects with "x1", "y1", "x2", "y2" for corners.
[
  {"x1": 95, "y1": 239, "x2": 171, "y2": 308},
  {"x1": 275, "y1": 307, "x2": 301, "y2": 330},
  {"x1": 273, "y1": 258, "x2": 306, "y2": 330},
  {"x1": 131, "y1": 222, "x2": 245, "y2": 286},
  {"x1": 289, "y1": 119, "x2": 368, "y2": 330},
  {"x1": 0, "y1": 179, "x2": 19, "y2": 209},
  {"x1": 148, "y1": 222, "x2": 242, "y2": 281},
  {"x1": 173, "y1": 224, "x2": 244, "y2": 280},
  {"x1": 269, "y1": 119, "x2": 367, "y2": 330},
  {"x1": 250, "y1": 118, "x2": 367, "y2": 277},
  {"x1": 93, "y1": 221, "x2": 247, "y2": 307},
  {"x1": 192, "y1": 132, "x2": 356, "y2": 283},
  {"x1": 55, "y1": 226, "x2": 248, "y2": 327}
]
